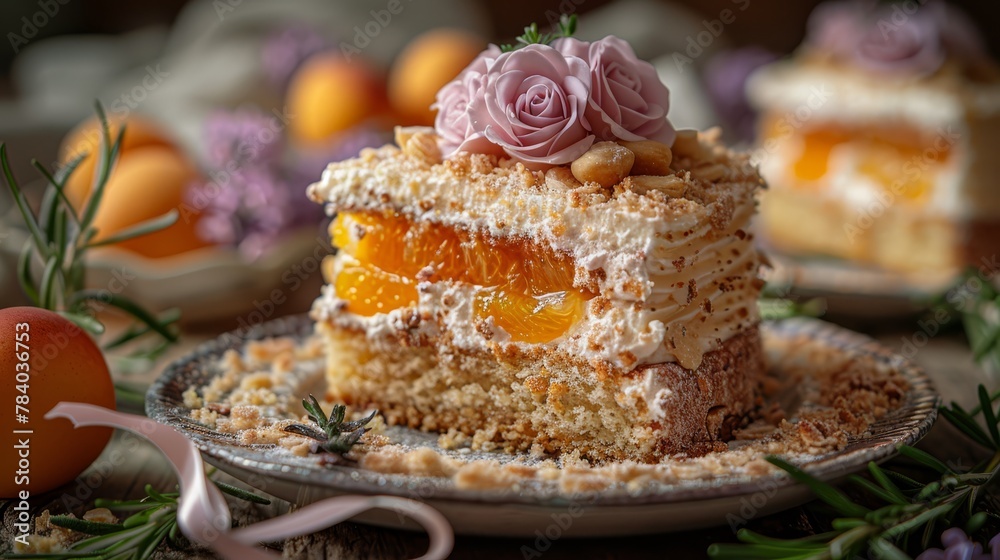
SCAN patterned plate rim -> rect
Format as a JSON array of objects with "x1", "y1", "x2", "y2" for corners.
[{"x1": 146, "y1": 315, "x2": 939, "y2": 508}]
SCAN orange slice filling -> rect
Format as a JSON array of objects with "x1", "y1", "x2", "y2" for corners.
[
  {"x1": 764, "y1": 118, "x2": 952, "y2": 204},
  {"x1": 329, "y1": 210, "x2": 594, "y2": 343}
]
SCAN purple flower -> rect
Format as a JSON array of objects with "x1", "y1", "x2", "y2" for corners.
[
  {"x1": 916, "y1": 528, "x2": 997, "y2": 560},
  {"x1": 289, "y1": 125, "x2": 391, "y2": 187},
  {"x1": 204, "y1": 108, "x2": 286, "y2": 168},
  {"x1": 262, "y1": 25, "x2": 331, "y2": 92},
  {"x1": 191, "y1": 108, "x2": 328, "y2": 260},
  {"x1": 704, "y1": 47, "x2": 778, "y2": 142}
]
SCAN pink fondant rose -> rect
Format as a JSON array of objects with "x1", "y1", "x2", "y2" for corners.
[
  {"x1": 855, "y1": 15, "x2": 943, "y2": 76},
  {"x1": 463, "y1": 44, "x2": 595, "y2": 167},
  {"x1": 556, "y1": 36, "x2": 675, "y2": 145},
  {"x1": 433, "y1": 44, "x2": 502, "y2": 157},
  {"x1": 806, "y1": 1, "x2": 986, "y2": 77}
]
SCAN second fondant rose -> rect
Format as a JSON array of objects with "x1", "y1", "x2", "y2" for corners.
[
  {"x1": 556, "y1": 36, "x2": 675, "y2": 146},
  {"x1": 464, "y1": 44, "x2": 595, "y2": 167}
]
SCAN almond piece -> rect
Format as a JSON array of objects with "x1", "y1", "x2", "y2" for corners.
[
  {"x1": 401, "y1": 130, "x2": 442, "y2": 165},
  {"x1": 626, "y1": 175, "x2": 686, "y2": 198},
  {"x1": 394, "y1": 125, "x2": 434, "y2": 148},
  {"x1": 570, "y1": 141, "x2": 635, "y2": 187},
  {"x1": 620, "y1": 140, "x2": 673, "y2": 175},
  {"x1": 672, "y1": 128, "x2": 707, "y2": 160}
]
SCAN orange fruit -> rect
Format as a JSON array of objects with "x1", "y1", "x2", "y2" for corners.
[
  {"x1": 330, "y1": 210, "x2": 592, "y2": 342},
  {"x1": 0, "y1": 307, "x2": 115, "y2": 498},
  {"x1": 388, "y1": 29, "x2": 486, "y2": 126},
  {"x1": 286, "y1": 53, "x2": 387, "y2": 144},
  {"x1": 90, "y1": 147, "x2": 209, "y2": 258},
  {"x1": 59, "y1": 115, "x2": 177, "y2": 209}
]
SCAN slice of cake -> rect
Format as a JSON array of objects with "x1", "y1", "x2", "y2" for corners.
[
  {"x1": 748, "y1": 1, "x2": 1000, "y2": 276},
  {"x1": 308, "y1": 33, "x2": 766, "y2": 462}
]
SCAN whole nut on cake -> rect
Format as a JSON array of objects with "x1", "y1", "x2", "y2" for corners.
[
  {"x1": 619, "y1": 140, "x2": 673, "y2": 175},
  {"x1": 395, "y1": 126, "x2": 442, "y2": 165},
  {"x1": 625, "y1": 174, "x2": 686, "y2": 198},
  {"x1": 672, "y1": 129, "x2": 708, "y2": 160},
  {"x1": 570, "y1": 141, "x2": 635, "y2": 187}
]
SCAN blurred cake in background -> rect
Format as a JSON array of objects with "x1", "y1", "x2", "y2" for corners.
[{"x1": 748, "y1": 1, "x2": 1000, "y2": 276}]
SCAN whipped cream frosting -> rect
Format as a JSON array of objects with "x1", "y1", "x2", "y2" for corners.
[
  {"x1": 750, "y1": 61, "x2": 1000, "y2": 220},
  {"x1": 309, "y1": 139, "x2": 763, "y2": 372},
  {"x1": 747, "y1": 60, "x2": 1000, "y2": 130}
]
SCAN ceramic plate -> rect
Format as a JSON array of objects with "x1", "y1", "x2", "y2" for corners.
[
  {"x1": 762, "y1": 251, "x2": 955, "y2": 318},
  {"x1": 147, "y1": 315, "x2": 939, "y2": 537}
]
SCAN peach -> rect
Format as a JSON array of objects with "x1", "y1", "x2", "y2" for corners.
[
  {"x1": 59, "y1": 115, "x2": 177, "y2": 209},
  {"x1": 89, "y1": 147, "x2": 209, "y2": 258},
  {"x1": 388, "y1": 29, "x2": 486, "y2": 126},
  {"x1": 0, "y1": 307, "x2": 115, "y2": 498},
  {"x1": 286, "y1": 53, "x2": 388, "y2": 144}
]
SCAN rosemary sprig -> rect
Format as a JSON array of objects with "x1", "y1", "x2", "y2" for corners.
[
  {"x1": 933, "y1": 267, "x2": 1000, "y2": 374},
  {"x1": 3, "y1": 102, "x2": 180, "y2": 360},
  {"x1": 758, "y1": 282, "x2": 826, "y2": 320},
  {"x1": 708, "y1": 384, "x2": 1000, "y2": 559},
  {"x1": 283, "y1": 395, "x2": 377, "y2": 456},
  {"x1": 7, "y1": 479, "x2": 269, "y2": 560},
  {"x1": 500, "y1": 14, "x2": 578, "y2": 52}
]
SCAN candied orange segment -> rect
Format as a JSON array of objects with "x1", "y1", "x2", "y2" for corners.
[
  {"x1": 474, "y1": 288, "x2": 589, "y2": 344},
  {"x1": 334, "y1": 259, "x2": 418, "y2": 316},
  {"x1": 793, "y1": 130, "x2": 846, "y2": 182},
  {"x1": 330, "y1": 210, "x2": 593, "y2": 342},
  {"x1": 774, "y1": 119, "x2": 952, "y2": 200},
  {"x1": 330, "y1": 212, "x2": 409, "y2": 272}
]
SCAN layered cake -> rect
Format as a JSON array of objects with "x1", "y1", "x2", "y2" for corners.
[
  {"x1": 308, "y1": 34, "x2": 766, "y2": 462},
  {"x1": 748, "y1": 1, "x2": 1000, "y2": 275}
]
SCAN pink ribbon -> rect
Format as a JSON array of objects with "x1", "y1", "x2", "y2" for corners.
[{"x1": 46, "y1": 403, "x2": 454, "y2": 560}]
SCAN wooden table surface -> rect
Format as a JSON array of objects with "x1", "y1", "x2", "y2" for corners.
[{"x1": 0, "y1": 311, "x2": 990, "y2": 559}]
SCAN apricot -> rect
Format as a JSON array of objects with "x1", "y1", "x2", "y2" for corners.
[
  {"x1": 89, "y1": 147, "x2": 210, "y2": 258},
  {"x1": 331, "y1": 210, "x2": 592, "y2": 343},
  {"x1": 0, "y1": 307, "x2": 116, "y2": 498},
  {"x1": 388, "y1": 29, "x2": 486, "y2": 126},
  {"x1": 59, "y1": 115, "x2": 177, "y2": 209},
  {"x1": 286, "y1": 53, "x2": 388, "y2": 144}
]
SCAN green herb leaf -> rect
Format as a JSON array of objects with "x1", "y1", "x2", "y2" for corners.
[
  {"x1": 32, "y1": 156, "x2": 83, "y2": 224},
  {"x1": 897, "y1": 446, "x2": 953, "y2": 475},
  {"x1": 86, "y1": 210, "x2": 179, "y2": 248},
  {"x1": 48, "y1": 515, "x2": 125, "y2": 536},
  {"x1": 69, "y1": 291, "x2": 178, "y2": 343},
  {"x1": 1, "y1": 143, "x2": 48, "y2": 255},
  {"x1": 17, "y1": 241, "x2": 39, "y2": 304},
  {"x1": 767, "y1": 456, "x2": 870, "y2": 517},
  {"x1": 979, "y1": 385, "x2": 1000, "y2": 447},
  {"x1": 213, "y1": 480, "x2": 271, "y2": 505}
]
